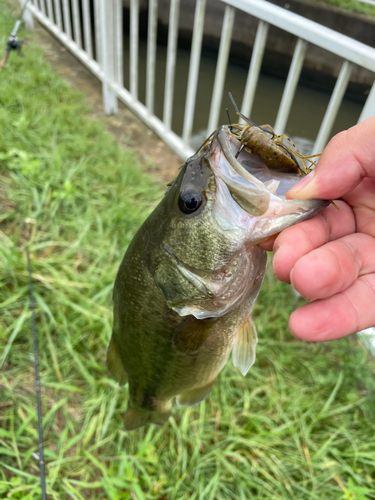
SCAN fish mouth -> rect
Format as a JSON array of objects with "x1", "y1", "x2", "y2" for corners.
[{"x1": 209, "y1": 125, "x2": 328, "y2": 219}]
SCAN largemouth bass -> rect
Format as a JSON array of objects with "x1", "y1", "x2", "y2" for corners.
[{"x1": 107, "y1": 125, "x2": 328, "y2": 430}]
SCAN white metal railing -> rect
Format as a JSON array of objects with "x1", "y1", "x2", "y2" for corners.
[
  {"x1": 21, "y1": 0, "x2": 375, "y2": 160},
  {"x1": 223, "y1": 0, "x2": 375, "y2": 153},
  {"x1": 163, "y1": 0, "x2": 180, "y2": 131}
]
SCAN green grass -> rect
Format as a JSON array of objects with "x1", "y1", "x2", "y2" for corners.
[
  {"x1": 1, "y1": 2, "x2": 375, "y2": 499},
  {"x1": 313, "y1": 0, "x2": 375, "y2": 17}
]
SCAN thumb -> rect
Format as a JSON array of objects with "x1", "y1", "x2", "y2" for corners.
[{"x1": 286, "y1": 116, "x2": 375, "y2": 201}]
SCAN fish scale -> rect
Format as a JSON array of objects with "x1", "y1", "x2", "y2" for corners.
[{"x1": 108, "y1": 125, "x2": 328, "y2": 430}]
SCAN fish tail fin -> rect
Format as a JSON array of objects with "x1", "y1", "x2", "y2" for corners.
[
  {"x1": 176, "y1": 379, "x2": 215, "y2": 406},
  {"x1": 124, "y1": 402, "x2": 172, "y2": 431},
  {"x1": 107, "y1": 337, "x2": 128, "y2": 385}
]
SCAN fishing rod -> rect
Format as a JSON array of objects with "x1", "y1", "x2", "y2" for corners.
[
  {"x1": 0, "y1": 0, "x2": 30, "y2": 69},
  {"x1": 25, "y1": 220, "x2": 48, "y2": 500},
  {"x1": 3, "y1": 0, "x2": 48, "y2": 490}
]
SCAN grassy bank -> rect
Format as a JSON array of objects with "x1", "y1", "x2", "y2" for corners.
[
  {"x1": 1, "y1": 2, "x2": 375, "y2": 499},
  {"x1": 315, "y1": 0, "x2": 375, "y2": 17}
]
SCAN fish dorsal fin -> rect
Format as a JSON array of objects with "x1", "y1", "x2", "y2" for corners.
[
  {"x1": 173, "y1": 317, "x2": 216, "y2": 354},
  {"x1": 232, "y1": 317, "x2": 258, "y2": 376},
  {"x1": 107, "y1": 337, "x2": 128, "y2": 385}
]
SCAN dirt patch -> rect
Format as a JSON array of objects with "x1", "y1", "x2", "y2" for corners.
[{"x1": 32, "y1": 22, "x2": 181, "y2": 184}]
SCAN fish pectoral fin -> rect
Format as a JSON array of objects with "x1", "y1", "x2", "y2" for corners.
[
  {"x1": 124, "y1": 403, "x2": 172, "y2": 431},
  {"x1": 176, "y1": 379, "x2": 215, "y2": 406},
  {"x1": 173, "y1": 318, "x2": 216, "y2": 353},
  {"x1": 232, "y1": 316, "x2": 258, "y2": 376},
  {"x1": 106, "y1": 337, "x2": 128, "y2": 385}
]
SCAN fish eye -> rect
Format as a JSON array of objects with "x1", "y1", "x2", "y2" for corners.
[{"x1": 178, "y1": 190, "x2": 203, "y2": 214}]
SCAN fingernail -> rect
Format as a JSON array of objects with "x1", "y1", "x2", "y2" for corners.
[{"x1": 287, "y1": 170, "x2": 315, "y2": 199}]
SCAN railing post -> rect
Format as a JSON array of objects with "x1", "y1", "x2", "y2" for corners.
[
  {"x1": 207, "y1": 5, "x2": 235, "y2": 134},
  {"x1": 163, "y1": 0, "x2": 181, "y2": 130},
  {"x1": 146, "y1": 0, "x2": 158, "y2": 114},
  {"x1": 274, "y1": 38, "x2": 307, "y2": 135},
  {"x1": 130, "y1": 0, "x2": 139, "y2": 100},
  {"x1": 182, "y1": 0, "x2": 207, "y2": 146},
  {"x1": 82, "y1": 0, "x2": 93, "y2": 58},
  {"x1": 241, "y1": 20, "x2": 269, "y2": 121},
  {"x1": 313, "y1": 60, "x2": 353, "y2": 153},
  {"x1": 19, "y1": 0, "x2": 34, "y2": 30},
  {"x1": 358, "y1": 81, "x2": 375, "y2": 123},
  {"x1": 99, "y1": 0, "x2": 118, "y2": 114},
  {"x1": 62, "y1": 0, "x2": 72, "y2": 39}
]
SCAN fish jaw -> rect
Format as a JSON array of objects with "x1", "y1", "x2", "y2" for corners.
[
  {"x1": 209, "y1": 125, "x2": 329, "y2": 244},
  {"x1": 250, "y1": 196, "x2": 328, "y2": 244}
]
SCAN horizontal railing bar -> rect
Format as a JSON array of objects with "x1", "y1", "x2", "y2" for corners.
[
  {"x1": 313, "y1": 60, "x2": 353, "y2": 154},
  {"x1": 222, "y1": 0, "x2": 375, "y2": 72},
  {"x1": 163, "y1": 0, "x2": 181, "y2": 129},
  {"x1": 274, "y1": 38, "x2": 307, "y2": 134},
  {"x1": 240, "y1": 20, "x2": 269, "y2": 121},
  {"x1": 207, "y1": 5, "x2": 235, "y2": 133}
]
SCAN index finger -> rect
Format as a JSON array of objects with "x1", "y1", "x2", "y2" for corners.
[
  {"x1": 286, "y1": 116, "x2": 375, "y2": 201},
  {"x1": 272, "y1": 200, "x2": 355, "y2": 283}
]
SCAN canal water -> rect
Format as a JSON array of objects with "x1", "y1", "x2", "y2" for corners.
[{"x1": 123, "y1": 35, "x2": 363, "y2": 153}]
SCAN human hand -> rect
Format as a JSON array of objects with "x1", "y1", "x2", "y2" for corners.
[{"x1": 260, "y1": 116, "x2": 375, "y2": 341}]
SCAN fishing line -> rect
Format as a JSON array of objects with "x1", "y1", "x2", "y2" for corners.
[
  {"x1": 228, "y1": 92, "x2": 276, "y2": 137},
  {"x1": 226, "y1": 108, "x2": 231, "y2": 125},
  {"x1": 25, "y1": 221, "x2": 48, "y2": 500}
]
